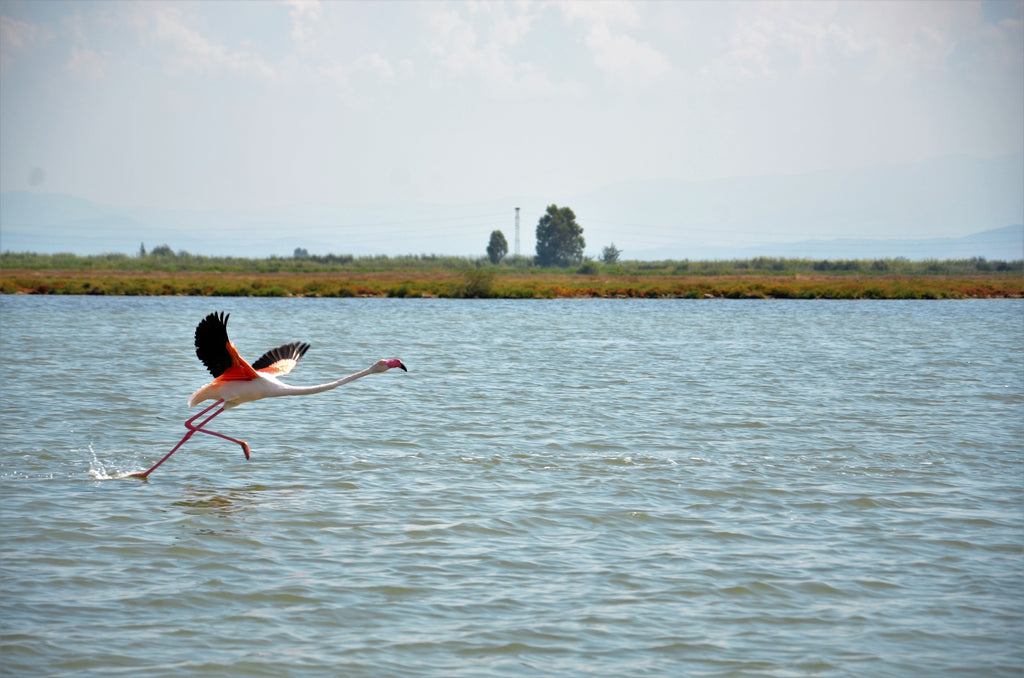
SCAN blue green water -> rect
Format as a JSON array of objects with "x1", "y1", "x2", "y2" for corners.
[{"x1": 2, "y1": 296, "x2": 1022, "y2": 677}]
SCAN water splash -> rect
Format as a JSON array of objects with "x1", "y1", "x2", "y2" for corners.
[
  {"x1": 88, "y1": 444, "x2": 140, "y2": 480},
  {"x1": 88, "y1": 444, "x2": 115, "y2": 479}
]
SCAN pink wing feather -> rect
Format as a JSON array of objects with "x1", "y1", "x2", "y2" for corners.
[{"x1": 251, "y1": 342, "x2": 311, "y2": 377}]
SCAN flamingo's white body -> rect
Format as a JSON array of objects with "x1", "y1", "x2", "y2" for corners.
[
  {"x1": 188, "y1": 354, "x2": 401, "y2": 409},
  {"x1": 131, "y1": 311, "x2": 406, "y2": 479}
]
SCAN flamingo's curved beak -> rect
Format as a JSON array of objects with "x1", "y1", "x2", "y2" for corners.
[{"x1": 385, "y1": 359, "x2": 408, "y2": 372}]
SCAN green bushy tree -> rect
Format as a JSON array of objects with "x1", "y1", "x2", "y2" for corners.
[
  {"x1": 535, "y1": 204, "x2": 585, "y2": 267},
  {"x1": 486, "y1": 230, "x2": 508, "y2": 264}
]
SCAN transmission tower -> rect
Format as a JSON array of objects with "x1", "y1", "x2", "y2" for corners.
[{"x1": 514, "y1": 207, "x2": 520, "y2": 257}]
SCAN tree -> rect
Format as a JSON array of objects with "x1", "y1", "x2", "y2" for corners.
[
  {"x1": 486, "y1": 230, "x2": 508, "y2": 264},
  {"x1": 535, "y1": 204, "x2": 585, "y2": 267},
  {"x1": 602, "y1": 243, "x2": 621, "y2": 264}
]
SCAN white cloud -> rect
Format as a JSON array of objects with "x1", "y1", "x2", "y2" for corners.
[
  {"x1": 353, "y1": 52, "x2": 394, "y2": 80},
  {"x1": 702, "y1": 1, "x2": 1016, "y2": 84},
  {"x1": 586, "y1": 23, "x2": 669, "y2": 82},
  {"x1": 0, "y1": 14, "x2": 40, "y2": 73},
  {"x1": 469, "y1": 0, "x2": 537, "y2": 47},
  {"x1": 66, "y1": 46, "x2": 110, "y2": 80},
  {"x1": 561, "y1": 1, "x2": 640, "y2": 31},
  {"x1": 318, "y1": 50, "x2": 399, "y2": 104},
  {"x1": 143, "y1": 5, "x2": 276, "y2": 79},
  {"x1": 947, "y1": 11, "x2": 1023, "y2": 84},
  {"x1": 426, "y1": 8, "x2": 478, "y2": 77},
  {"x1": 424, "y1": 5, "x2": 558, "y2": 98},
  {"x1": 706, "y1": 4, "x2": 852, "y2": 81},
  {"x1": 285, "y1": 0, "x2": 321, "y2": 51},
  {"x1": 561, "y1": 1, "x2": 668, "y2": 84}
]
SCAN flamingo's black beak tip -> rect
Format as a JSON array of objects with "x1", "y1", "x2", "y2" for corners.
[{"x1": 383, "y1": 359, "x2": 407, "y2": 372}]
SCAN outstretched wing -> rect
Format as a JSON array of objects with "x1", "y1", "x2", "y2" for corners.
[
  {"x1": 194, "y1": 311, "x2": 259, "y2": 381},
  {"x1": 252, "y1": 342, "x2": 311, "y2": 377}
]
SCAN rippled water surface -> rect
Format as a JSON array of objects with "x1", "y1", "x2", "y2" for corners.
[{"x1": 2, "y1": 296, "x2": 1022, "y2": 677}]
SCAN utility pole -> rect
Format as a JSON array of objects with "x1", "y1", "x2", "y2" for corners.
[{"x1": 514, "y1": 207, "x2": 520, "y2": 257}]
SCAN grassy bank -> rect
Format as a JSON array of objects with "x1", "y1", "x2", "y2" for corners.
[
  {"x1": 2, "y1": 268, "x2": 1021, "y2": 299},
  {"x1": 3, "y1": 251, "x2": 1020, "y2": 298}
]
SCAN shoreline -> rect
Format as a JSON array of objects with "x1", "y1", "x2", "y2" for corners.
[{"x1": 2, "y1": 269, "x2": 1021, "y2": 299}]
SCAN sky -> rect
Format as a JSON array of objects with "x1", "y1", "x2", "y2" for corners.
[{"x1": 0, "y1": 0, "x2": 1022, "y2": 257}]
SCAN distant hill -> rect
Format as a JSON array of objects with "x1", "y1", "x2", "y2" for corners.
[
  {"x1": 1, "y1": 153, "x2": 1021, "y2": 261},
  {"x1": 570, "y1": 153, "x2": 1024, "y2": 261},
  {"x1": 0, "y1": 192, "x2": 157, "y2": 256},
  {"x1": 0, "y1": 191, "x2": 496, "y2": 258},
  {"x1": 627, "y1": 225, "x2": 1023, "y2": 262}
]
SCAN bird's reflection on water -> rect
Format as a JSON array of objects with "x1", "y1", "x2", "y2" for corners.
[{"x1": 173, "y1": 484, "x2": 284, "y2": 517}]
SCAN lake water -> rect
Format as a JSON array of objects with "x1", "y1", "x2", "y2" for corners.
[{"x1": 1, "y1": 295, "x2": 1022, "y2": 677}]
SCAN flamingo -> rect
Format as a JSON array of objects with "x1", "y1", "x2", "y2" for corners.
[{"x1": 129, "y1": 311, "x2": 407, "y2": 479}]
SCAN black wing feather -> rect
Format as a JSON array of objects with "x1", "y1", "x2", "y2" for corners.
[
  {"x1": 195, "y1": 311, "x2": 233, "y2": 378},
  {"x1": 252, "y1": 342, "x2": 311, "y2": 372}
]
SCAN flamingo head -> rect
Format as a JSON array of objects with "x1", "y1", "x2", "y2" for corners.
[{"x1": 375, "y1": 358, "x2": 408, "y2": 373}]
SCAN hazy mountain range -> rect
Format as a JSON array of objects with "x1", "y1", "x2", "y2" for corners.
[
  {"x1": 642, "y1": 224, "x2": 1021, "y2": 262},
  {"x1": 1, "y1": 154, "x2": 1021, "y2": 262}
]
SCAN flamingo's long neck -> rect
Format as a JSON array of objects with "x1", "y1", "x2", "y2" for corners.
[{"x1": 278, "y1": 366, "x2": 378, "y2": 397}]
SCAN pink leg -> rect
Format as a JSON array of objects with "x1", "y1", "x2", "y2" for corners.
[
  {"x1": 128, "y1": 400, "x2": 224, "y2": 479},
  {"x1": 188, "y1": 410, "x2": 252, "y2": 460},
  {"x1": 130, "y1": 400, "x2": 251, "y2": 479}
]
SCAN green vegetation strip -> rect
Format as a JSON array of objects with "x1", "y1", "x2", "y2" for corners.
[
  {"x1": 2, "y1": 269, "x2": 1021, "y2": 299},
  {"x1": 3, "y1": 251, "x2": 1021, "y2": 299}
]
